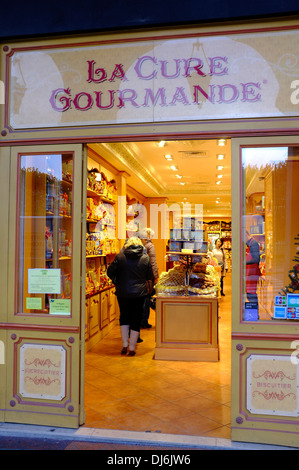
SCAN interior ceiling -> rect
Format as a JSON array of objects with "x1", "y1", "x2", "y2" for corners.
[{"x1": 93, "y1": 139, "x2": 231, "y2": 217}]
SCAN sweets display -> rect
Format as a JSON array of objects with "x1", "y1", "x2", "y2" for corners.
[
  {"x1": 85, "y1": 260, "x2": 112, "y2": 295},
  {"x1": 188, "y1": 263, "x2": 220, "y2": 296},
  {"x1": 156, "y1": 256, "x2": 220, "y2": 297},
  {"x1": 156, "y1": 265, "x2": 187, "y2": 295},
  {"x1": 87, "y1": 168, "x2": 117, "y2": 201}
]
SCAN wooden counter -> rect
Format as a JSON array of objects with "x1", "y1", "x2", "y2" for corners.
[{"x1": 155, "y1": 296, "x2": 219, "y2": 361}]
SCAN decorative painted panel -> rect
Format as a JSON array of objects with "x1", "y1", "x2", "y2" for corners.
[
  {"x1": 19, "y1": 343, "x2": 66, "y2": 401},
  {"x1": 4, "y1": 331, "x2": 80, "y2": 427},
  {"x1": 247, "y1": 354, "x2": 299, "y2": 417},
  {"x1": 232, "y1": 337, "x2": 299, "y2": 447}
]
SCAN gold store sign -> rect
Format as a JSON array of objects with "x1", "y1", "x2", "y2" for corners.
[
  {"x1": 5, "y1": 27, "x2": 299, "y2": 130},
  {"x1": 247, "y1": 355, "x2": 299, "y2": 417}
]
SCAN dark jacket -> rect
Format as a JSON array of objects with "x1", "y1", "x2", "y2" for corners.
[
  {"x1": 107, "y1": 244, "x2": 154, "y2": 298},
  {"x1": 246, "y1": 237, "x2": 260, "y2": 265}
]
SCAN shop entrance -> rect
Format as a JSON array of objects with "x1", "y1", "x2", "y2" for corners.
[{"x1": 83, "y1": 138, "x2": 232, "y2": 437}]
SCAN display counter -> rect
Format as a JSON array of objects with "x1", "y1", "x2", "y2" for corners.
[{"x1": 155, "y1": 296, "x2": 219, "y2": 362}]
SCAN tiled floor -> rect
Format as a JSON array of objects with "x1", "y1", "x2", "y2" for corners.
[{"x1": 84, "y1": 274, "x2": 231, "y2": 438}]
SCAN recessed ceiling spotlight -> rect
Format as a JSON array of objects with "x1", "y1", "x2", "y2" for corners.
[
  {"x1": 218, "y1": 139, "x2": 226, "y2": 146},
  {"x1": 217, "y1": 154, "x2": 225, "y2": 160},
  {"x1": 217, "y1": 165, "x2": 224, "y2": 170},
  {"x1": 158, "y1": 141, "x2": 166, "y2": 147},
  {"x1": 217, "y1": 174, "x2": 223, "y2": 179},
  {"x1": 165, "y1": 154, "x2": 173, "y2": 160},
  {"x1": 216, "y1": 180, "x2": 222, "y2": 185},
  {"x1": 175, "y1": 174, "x2": 182, "y2": 178},
  {"x1": 180, "y1": 182, "x2": 185, "y2": 185},
  {"x1": 170, "y1": 165, "x2": 178, "y2": 171}
]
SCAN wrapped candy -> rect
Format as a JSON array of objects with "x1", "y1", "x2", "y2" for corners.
[{"x1": 156, "y1": 265, "x2": 187, "y2": 296}]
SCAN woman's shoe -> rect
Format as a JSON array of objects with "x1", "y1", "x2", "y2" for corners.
[
  {"x1": 121, "y1": 347, "x2": 128, "y2": 355},
  {"x1": 128, "y1": 350, "x2": 136, "y2": 356}
]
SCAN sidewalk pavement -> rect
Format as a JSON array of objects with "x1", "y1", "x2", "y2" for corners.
[{"x1": 0, "y1": 422, "x2": 297, "y2": 450}]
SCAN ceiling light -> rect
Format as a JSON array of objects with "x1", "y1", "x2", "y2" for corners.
[
  {"x1": 216, "y1": 200, "x2": 219, "y2": 204},
  {"x1": 217, "y1": 154, "x2": 225, "y2": 160},
  {"x1": 175, "y1": 174, "x2": 182, "y2": 178},
  {"x1": 217, "y1": 174, "x2": 223, "y2": 179},
  {"x1": 217, "y1": 165, "x2": 224, "y2": 170},
  {"x1": 158, "y1": 141, "x2": 166, "y2": 147},
  {"x1": 180, "y1": 182, "x2": 185, "y2": 185},
  {"x1": 218, "y1": 139, "x2": 226, "y2": 146},
  {"x1": 170, "y1": 165, "x2": 178, "y2": 171},
  {"x1": 165, "y1": 154, "x2": 173, "y2": 160},
  {"x1": 216, "y1": 180, "x2": 222, "y2": 185}
]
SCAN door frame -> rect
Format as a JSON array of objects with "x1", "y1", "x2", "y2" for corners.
[
  {"x1": 231, "y1": 135, "x2": 299, "y2": 447},
  {"x1": 2, "y1": 143, "x2": 85, "y2": 428}
]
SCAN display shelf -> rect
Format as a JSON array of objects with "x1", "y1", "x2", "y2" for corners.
[
  {"x1": 85, "y1": 160, "x2": 119, "y2": 348},
  {"x1": 87, "y1": 187, "x2": 116, "y2": 204}
]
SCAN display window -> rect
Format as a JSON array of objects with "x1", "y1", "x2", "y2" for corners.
[
  {"x1": 16, "y1": 152, "x2": 74, "y2": 316},
  {"x1": 242, "y1": 145, "x2": 299, "y2": 322}
]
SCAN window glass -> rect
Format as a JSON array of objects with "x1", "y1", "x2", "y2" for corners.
[
  {"x1": 242, "y1": 146, "x2": 299, "y2": 321},
  {"x1": 16, "y1": 153, "x2": 73, "y2": 316}
]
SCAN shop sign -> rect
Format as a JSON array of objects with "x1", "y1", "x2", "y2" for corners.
[
  {"x1": 247, "y1": 354, "x2": 299, "y2": 417},
  {"x1": 19, "y1": 344, "x2": 66, "y2": 400},
  {"x1": 5, "y1": 27, "x2": 299, "y2": 129}
]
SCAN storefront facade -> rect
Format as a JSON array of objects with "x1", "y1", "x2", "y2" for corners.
[{"x1": 1, "y1": 18, "x2": 299, "y2": 447}]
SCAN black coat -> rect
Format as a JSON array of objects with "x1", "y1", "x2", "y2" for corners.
[{"x1": 107, "y1": 244, "x2": 154, "y2": 298}]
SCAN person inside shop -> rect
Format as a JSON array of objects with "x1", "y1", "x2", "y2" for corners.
[
  {"x1": 212, "y1": 237, "x2": 228, "y2": 296},
  {"x1": 107, "y1": 237, "x2": 154, "y2": 356},
  {"x1": 245, "y1": 230, "x2": 261, "y2": 307},
  {"x1": 138, "y1": 228, "x2": 159, "y2": 329}
]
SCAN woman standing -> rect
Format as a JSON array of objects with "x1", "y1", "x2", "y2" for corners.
[
  {"x1": 107, "y1": 237, "x2": 154, "y2": 356},
  {"x1": 212, "y1": 238, "x2": 228, "y2": 296},
  {"x1": 138, "y1": 228, "x2": 159, "y2": 328}
]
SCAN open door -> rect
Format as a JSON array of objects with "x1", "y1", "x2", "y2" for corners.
[
  {"x1": 3, "y1": 144, "x2": 85, "y2": 428},
  {"x1": 231, "y1": 136, "x2": 299, "y2": 447}
]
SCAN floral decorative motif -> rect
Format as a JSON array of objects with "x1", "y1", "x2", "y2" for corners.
[
  {"x1": 253, "y1": 390, "x2": 296, "y2": 401},
  {"x1": 25, "y1": 358, "x2": 60, "y2": 368},
  {"x1": 25, "y1": 376, "x2": 61, "y2": 386},
  {"x1": 253, "y1": 370, "x2": 295, "y2": 381}
]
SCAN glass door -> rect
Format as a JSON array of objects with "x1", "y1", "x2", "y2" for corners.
[
  {"x1": 231, "y1": 136, "x2": 299, "y2": 448},
  {"x1": 5, "y1": 144, "x2": 85, "y2": 428}
]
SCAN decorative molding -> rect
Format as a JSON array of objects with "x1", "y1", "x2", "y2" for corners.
[
  {"x1": 101, "y1": 142, "x2": 166, "y2": 196},
  {"x1": 0, "y1": 322, "x2": 79, "y2": 333}
]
